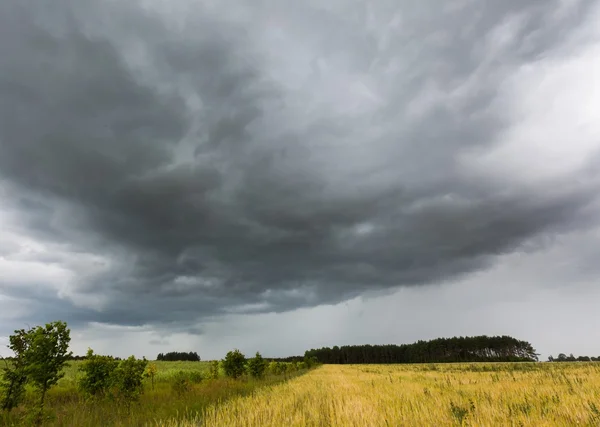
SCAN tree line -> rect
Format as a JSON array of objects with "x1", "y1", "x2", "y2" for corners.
[
  {"x1": 304, "y1": 335, "x2": 539, "y2": 364},
  {"x1": 548, "y1": 353, "x2": 600, "y2": 362},
  {"x1": 156, "y1": 351, "x2": 201, "y2": 362}
]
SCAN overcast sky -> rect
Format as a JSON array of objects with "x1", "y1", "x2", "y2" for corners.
[{"x1": 1, "y1": 0, "x2": 600, "y2": 361}]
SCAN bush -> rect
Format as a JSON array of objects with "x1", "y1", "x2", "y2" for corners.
[
  {"x1": 145, "y1": 363, "x2": 158, "y2": 390},
  {"x1": 188, "y1": 371, "x2": 203, "y2": 384},
  {"x1": 247, "y1": 352, "x2": 267, "y2": 378},
  {"x1": 79, "y1": 348, "x2": 118, "y2": 397},
  {"x1": 268, "y1": 361, "x2": 284, "y2": 376},
  {"x1": 1, "y1": 329, "x2": 30, "y2": 412},
  {"x1": 208, "y1": 361, "x2": 220, "y2": 380},
  {"x1": 222, "y1": 350, "x2": 246, "y2": 379},
  {"x1": 172, "y1": 372, "x2": 191, "y2": 396},
  {"x1": 111, "y1": 356, "x2": 148, "y2": 410}
]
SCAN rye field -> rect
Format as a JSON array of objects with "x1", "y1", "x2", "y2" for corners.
[{"x1": 169, "y1": 363, "x2": 600, "y2": 427}]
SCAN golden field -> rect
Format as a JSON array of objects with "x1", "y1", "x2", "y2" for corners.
[{"x1": 164, "y1": 362, "x2": 600, "y2": 427}]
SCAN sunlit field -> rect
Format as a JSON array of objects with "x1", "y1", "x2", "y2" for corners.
[{"x1": 165, "y1": 363, "x2": 600, "y2": 427}]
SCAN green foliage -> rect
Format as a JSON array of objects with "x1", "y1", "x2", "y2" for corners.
[
  {"x1": 111, "y1": 356, "x2": 148, "y2": 407},
  {"x1": 24, "y1": 321, "x2": 72, "y2": 390},
  {"x1": 304, "y1": 336, "x2": 538, "y2": 364},
  {"x1": 1, "y1": 357, "x2": 312, "y2": 425},
  {"x1": 1, "y1": 328, "x2": 31, "y2": 411},
  {"x1": 78, "y1": 349, "x2": 149, "y2": 408},
  {"x1": 171, "y1": 372, "x2": 192, "y2": 396},
  {"x1": 157, "y1": 351, "x2": 201, "y2": 362},
  {"x1": 21, "y1": 321, "x2": 72, "y2": 424},
  {"x1": 188, "y1": 370, "x2": 204, "y2": 384},
  {"x1": 78, "y1": 348, "x2": 119, "y2": 397},
  {"x1": 145, "y1": 363, "x2": 158, "y2": 390},
  {"x1": 208, "y1": 360, "x2": 220, "y2": 380},
  {"x1": 303, "y1": 355, "x2": 319, "y2": 369},
  {"x1": 268, "y1": 361, "x2": 284, "y2": 375},
  {"x1": 222, "y1": 349, "x2": 247, "y2": 379},
  {"x1": 247, "y1": 352, "x2": 267, "y2": 378}
]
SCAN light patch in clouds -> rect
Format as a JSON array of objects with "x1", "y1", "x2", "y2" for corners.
[{"x1": 470, "y1": 32, "x2": 600, "y2": 184}]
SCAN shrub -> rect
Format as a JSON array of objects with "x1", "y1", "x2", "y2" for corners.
[
  {"x1": 172, "y1": 372, "x2": 191, "y2": 396},
  {"x1": 1, "y1": 329, "x2": 31, "y2": 412},
  {"x1": 247, "y1": 352, "x2": 267, "y2": 378},
  {"x1": 78, "y1": 348, "x2": 118, "y2": 397},
  {"x1": 145, "y1": 363, "x2": 158, "y2": 390},
  {"x1": 222, "y1": 350, "x2": 247, "y2": 379},
  {"x1": 208, "y1": 361, "x2": 220, "y2": 380},
  {"x1": 268, "y1": 361, "x2": 284, "y2": 376},
  {"x1": 111, "y1": 356, "x2": 148, "y2": 411}
]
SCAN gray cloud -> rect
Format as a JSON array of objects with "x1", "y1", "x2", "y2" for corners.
[{"x1": 1, "y1": 0, "x2": 600, "y2": 338}]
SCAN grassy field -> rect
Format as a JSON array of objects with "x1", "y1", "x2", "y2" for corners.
[
  {"x1": 162, "y1": 362, "x2": 600, "y2": 427},
  {"x1": 4, "y1": 361, "x2": 600, "y2": 425},
  {"x1": 1, "y1": 360, "x2": 307, "y2": 426}
]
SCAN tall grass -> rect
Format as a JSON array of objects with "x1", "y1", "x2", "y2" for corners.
[
  {"x1": 0, "y1": 361, "x2": 309, "y2": 426},
  {"x1": 163, "y1": 362, "x2": 600, "y2": 427}
]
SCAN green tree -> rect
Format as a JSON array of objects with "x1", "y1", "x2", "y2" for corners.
[
  {"x1": 222, "y1": 349, "x2": 246, "y2": 379},
  {"x1": 111, "y1": 356, "x2": 148, "y2": 411},
  {"x1": 171, "y1": 371, "x2": 191, "y2": 396},
  {"x1": 23, "y1": 321, "x2": 72, "y2": 424},
  {"x1": 78, "y1": 348, "x2": 118, "y2": 397},
  {"x1": 145, "y1": 363, "x2": 158, "y2": 390},
  {"x1": 0, "y1": 328, "x2": 31, "y2": 412},
  {"x1": 246, "y1": 352, "x2": 267, "y2": 378},
  {"x1": 268, "y1": 361, "x2": 284, "y2": 375},
  {"x1": 208, "y1": 360, "x2": 220, "y2": 380}
]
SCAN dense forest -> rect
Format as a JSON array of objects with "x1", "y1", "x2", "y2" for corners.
[
  {"x1": 304, "y1": 336, "x2": 539, "y2": 364},
  {"x1": 266, "y1": 356, "x2": 305, "y2": 363},
  {"x1": 156, "y1": 351, "x2": 201, "y2": 361},
  {"x1": 548, "y1": 353, "x2": 600, "y2": 362}
]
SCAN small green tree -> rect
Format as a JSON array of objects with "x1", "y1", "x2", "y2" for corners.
[
  {"x1": 171, "y1": 371, "x2": 191, "y2": 396},
  {"x1": 111, "y1": 356, "x2": 148, "y2": 411},
  {"x1": 303, "y1": 355, "x2": 319, "y2": 368},
  {"x1": 78, "y1": 348, "x2": 118, "y2": 397},
  {"x1": 268, "y1": 361, "x2": 284, "y2": 375},
  {"x1": 208, "y1": 360, "x2": 220, "y2": 380},
  {"x1": 144, "y1": 362, "x2": 158, "y2": 390},
  {"x1": 1, "y1": 328, "x2": 31, "y2": 412},
  {"x1": 23, "y1": 321, "x2": 72, "y2": 424},
  {"x1": 246, "y1": 352, "x2": 267, "y2": 378},
  {"x1": 222, "y1": 349, "x2": 246, "y2": 379}
]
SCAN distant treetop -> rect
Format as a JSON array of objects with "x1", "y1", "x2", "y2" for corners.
[{"x1": 156, "y1": 351, "x2": 200, "y2": 362}]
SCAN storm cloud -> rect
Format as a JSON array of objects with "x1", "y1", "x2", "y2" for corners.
[{"x1": 1, "y1": 0, "x2": 600, "y2": 350}]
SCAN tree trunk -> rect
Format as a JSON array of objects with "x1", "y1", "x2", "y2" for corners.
[{"x1": 35, "y1": 386, "x2": 47, "y2": 427}]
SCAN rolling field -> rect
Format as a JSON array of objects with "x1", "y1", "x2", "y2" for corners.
[{"x1": 166, "y1": 363, "x2": 600, "y2": 427}]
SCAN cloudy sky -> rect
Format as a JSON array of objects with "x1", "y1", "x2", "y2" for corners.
[{"x1": 1, "y1": 0, "x2": 599, "y2": 361}]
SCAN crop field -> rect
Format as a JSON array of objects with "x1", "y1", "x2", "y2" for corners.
[
  {"x1": 165, "y1": 363, "x2": 600, "y2": 427},
  {"x1": 3, "y1": 360, "x2": 600, "y2": 426}
]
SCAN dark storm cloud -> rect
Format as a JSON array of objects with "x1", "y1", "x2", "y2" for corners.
[{"x1": 1, "y1": 0, "x2": 599, "y2": 330}]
